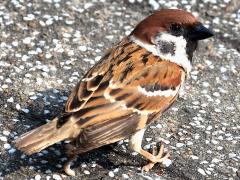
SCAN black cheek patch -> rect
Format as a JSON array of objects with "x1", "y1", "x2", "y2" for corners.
[{"x1": 157, "y1": 40, "x2": 176, "y2": 55}]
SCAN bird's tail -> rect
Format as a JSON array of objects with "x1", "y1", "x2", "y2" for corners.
[{"x1": 15, "y1": 117, "x2": 81, "y2": 155}]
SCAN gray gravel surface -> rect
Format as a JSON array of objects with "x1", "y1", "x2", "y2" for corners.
[{"x1": 0, "y1": 0, "x2": 239, "y2": 179}]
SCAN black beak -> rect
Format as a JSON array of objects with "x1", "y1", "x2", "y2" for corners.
[{"x1": 187, "y1": 23, "x2": 214, "y2": 41}]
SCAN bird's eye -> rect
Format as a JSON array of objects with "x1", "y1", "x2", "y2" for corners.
[{"x1": 169, "y1": 23, "x2": 184, "y2": 36}]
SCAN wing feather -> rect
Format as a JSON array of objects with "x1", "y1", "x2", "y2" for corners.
[{"x1": 72, "y1": 113, "x2": 142, "y2": 154}]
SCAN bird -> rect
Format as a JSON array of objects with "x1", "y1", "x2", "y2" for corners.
[{"x1": 15, "y1": 9, "x2": 214, "y2": 176}]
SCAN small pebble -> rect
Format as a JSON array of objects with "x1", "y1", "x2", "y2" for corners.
[
  {"x1": 8, "y1": 148, "x2": 16, "y2": 154},
  {"x1": 22, "y1": 109, "x2": 30, "y2": 113},
  {"x1": 162, "y1": 159, "x2": 172, "y2": 167},
  {"x1": 84, "y1": 170, "x2": 90, "y2": 175},
  {"x1": 35, "y1": 174, "x2": 41, "y2": 180},
  {"x1": 108, "y1": 171, "x2": 114, "y2": 177},
  {"x1": 3, "y1": 130, "x2": 10, "y2": 136},
  {"x1": 176, "y1": 143, "x2": 185, "y2": 148},
  {"x1": 7, "y1": 97, "x2": 14, "y2": 103},
  {"x1": 190, "y1": 155, "x2": 199, "y2": 160},
  {"x1": 122, "y1": 173, "x2": 129, "y2": 179},
  {"x1": 156, "y1": 124, "x2": 162, "y2": 128},
  {"x1": 44, "y1": 110, "x2": 50, "y2": 114},
  {"x1": 198, "y1": 168, "x2": 206, "y2": 176},
  {"x1": 0, "y1": 136, "x2": 7, "y2": 142},
  {"x1": 229, "y1": 153, "x2": 236, "y2": 158},
  {"x1": 4, "y1": 143, "x2": 11, "y2": 149},
  {"x1": 146, "y1": 138, "x2": 152, "y2": 142},
  {"x1": 16, "y1": 104, "x2": 21, "y2": 110},
  {"x1": 81, "y1": 163, "x2": 87, "y2": 168},
  {"x1": 52, "y1": 174, "x2": 61, "y2": 180}
]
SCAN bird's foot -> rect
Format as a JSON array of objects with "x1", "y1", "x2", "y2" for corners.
[
  {"x1": 64, "y1": 154, "x2": 77, "y2": 176},
  {"x1": 142, "y1": 143, "x2": 170, "y2": 172}
]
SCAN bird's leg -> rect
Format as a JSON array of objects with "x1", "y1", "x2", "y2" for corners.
[
  {"x1": 141, "y1": 144, "x2": 158, "y2": 171},
  {"x1": 129, "y1": 129, "x2": 170, "y2": 172},
  {"x1": 142, "y1": 143, "x2": 170, "y2": 171},
  {"x1": 64, "y1": 144, "x2": 77, "y2": 176}
]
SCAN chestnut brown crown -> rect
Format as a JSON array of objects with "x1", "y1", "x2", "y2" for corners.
[{"x1": 132, "y1": 9, "x2": 213, "y2": 44}]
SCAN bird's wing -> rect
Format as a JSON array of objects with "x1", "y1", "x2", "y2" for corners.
[{"x1": 61, "y1": 38, "x2": 185, "y2": 153}]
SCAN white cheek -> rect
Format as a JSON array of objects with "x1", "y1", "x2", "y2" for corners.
[{"x1": 130, "y1": 34, "x2": 192, "y2": 74}]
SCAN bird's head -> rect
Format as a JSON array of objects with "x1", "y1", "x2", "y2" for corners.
[{"x1": 131, "y1": 9, "x2": 214, "y2": 72}]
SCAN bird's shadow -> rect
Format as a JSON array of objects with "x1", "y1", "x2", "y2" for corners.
[{"x1": 2, "y1": 88, "x2": 142, "y2": 177}]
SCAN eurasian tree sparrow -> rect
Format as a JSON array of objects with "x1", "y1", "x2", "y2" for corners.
[{"x1": 15, "y1": 9, "x2": 214, "y2": 176}]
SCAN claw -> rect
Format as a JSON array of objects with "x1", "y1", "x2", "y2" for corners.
[
  {"x1": 63, "y1": 154, "x2": 77, "y2": 176},
  {"x1": 64, "y1": 162, "x2": 76, "y2": 176},
  {"x1": 142, "y1": 162, "x2": 155, "y2": 172},
  {"x1": 142, "y1": 143, "x2": 170, "y2": 172},
  {"x1": 142, "y1": 144, "x2": 158, "y2": 171},
  {"x1": 157, "y1": 144, "x2": 164, "y2": 158}
]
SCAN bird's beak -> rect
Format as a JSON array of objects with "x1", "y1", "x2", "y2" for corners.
[{"x1": 187, "y1": 23, "x2": 214, "y2": 41}]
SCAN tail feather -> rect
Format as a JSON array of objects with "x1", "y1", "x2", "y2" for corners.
[{"x1": 15, "y1": 118, "x2": 81, "y2": 155}]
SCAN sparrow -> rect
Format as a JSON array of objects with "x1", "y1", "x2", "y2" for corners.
[{"x1": 15, "y1": 9, "x2": 214, "y2": 176}]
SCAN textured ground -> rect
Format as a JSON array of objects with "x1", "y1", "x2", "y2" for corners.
[{"x1": 0, "y1": 0, "x2": 239, "y2": 179}]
